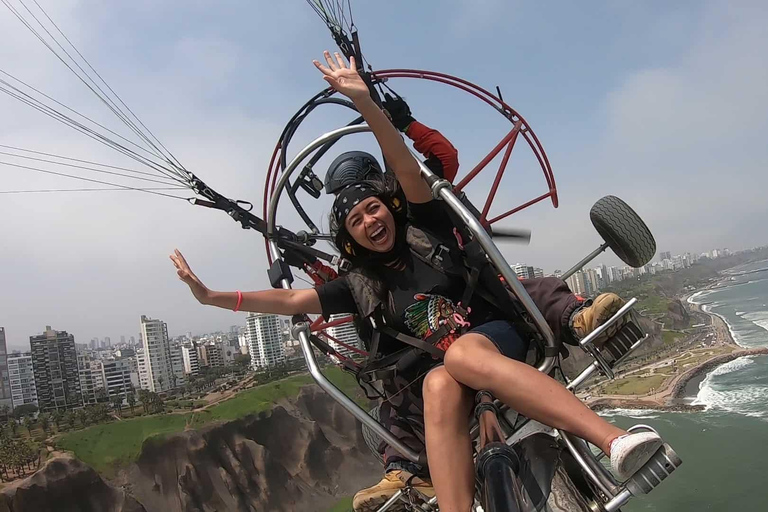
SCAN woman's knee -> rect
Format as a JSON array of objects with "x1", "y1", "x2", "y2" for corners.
[
  {"x1": 422, "y1": 368, "x2": 470, "y2": 421},
  {"x1": 444, "y1": 334, "x2": 494, "y2": 377},
  {"x1": 423, "y1": 367, "x2": 461, "y2": 401}
]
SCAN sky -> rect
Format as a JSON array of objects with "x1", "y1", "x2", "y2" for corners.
[{"x1": 1, "y1": 0, "x2": 766, "y2": 352}]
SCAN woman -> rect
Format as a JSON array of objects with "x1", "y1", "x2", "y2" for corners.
[{"x1": 170, "y1": 52, "x2": 662, "y2": 512}]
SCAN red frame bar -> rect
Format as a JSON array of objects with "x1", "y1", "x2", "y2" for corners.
[
  {"x1": 310, "y1": 315, "x2": 355, "y2": 332},
  {"x1": 481, "y1": 119, "x2": 522, "y2": 221},
  {"x1": 454, "y1": 126, "x2": 519, "y2": 192},
  {"x1": 487, "y1": 192, "x2": 553, "y2": 224},
  {"x1": 318, "y1": 331, "x2": 368, "y2": 357}
]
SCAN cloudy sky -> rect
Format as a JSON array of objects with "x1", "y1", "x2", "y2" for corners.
[{"x1": 1, "y1": 0, "x2": 766, "y2": 352}]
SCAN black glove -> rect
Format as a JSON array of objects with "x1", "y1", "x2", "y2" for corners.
[{"x1": 383, "y1": 93, "x2": 415, "y2": 132}]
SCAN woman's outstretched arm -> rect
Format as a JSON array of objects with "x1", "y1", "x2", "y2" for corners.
[{"x1": 170, "y1": 249, "x2": 322, "y2": 315}]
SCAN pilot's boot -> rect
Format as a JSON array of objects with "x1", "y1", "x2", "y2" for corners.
[
  {"x1": 571, "y1": 293, "x2": 627, "y2": 345},
  {"x1": 352, "y1": 470, "x2": 435, "y2": 512}
]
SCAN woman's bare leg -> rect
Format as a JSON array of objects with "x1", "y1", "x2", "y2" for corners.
[
  {"x1": 423, "y1": 366, "x2": 475, "y2": 512},
  {"x1": 444, "y1": 334, "x2": 625, "y2": 454}
]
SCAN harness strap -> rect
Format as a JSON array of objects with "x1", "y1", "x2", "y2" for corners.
[
  {"x1": 460, "y1": 266, "x2": 481, "y2": 312},
  {"x1": 379, "y1": 325, "x2": 446, "y2": 359}
]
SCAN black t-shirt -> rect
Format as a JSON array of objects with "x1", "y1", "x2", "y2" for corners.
[{"x1": 316, "y1": 200, "x2": 504, "y2": 352}]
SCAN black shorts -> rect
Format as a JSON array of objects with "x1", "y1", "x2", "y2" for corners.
[{"x1": 469, "y1": 320, "x2": 529, "y2": 362}]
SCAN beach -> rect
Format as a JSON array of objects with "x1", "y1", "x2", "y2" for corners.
[{"x1": 585, "y1": 276, "x2": 768, "y2": 412}]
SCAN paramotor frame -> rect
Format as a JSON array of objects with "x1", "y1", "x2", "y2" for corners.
[{"x1": 262, "y1": 68, "x2": 559, "y2": 265}]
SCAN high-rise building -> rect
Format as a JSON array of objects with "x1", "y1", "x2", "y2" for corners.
[
  {"x1": 102, "y1": 358, "x2": 134, "y2": 401},
  {"x1": 138, "y1": 315, "x2": 184, "y2": 392},
  {"x1": 325, "y1": 314, "x2": 363, "y2": 358},
  {"x1": 245, "y1": 313, "x2": 286, "y2": 370},
  {"x1": 181, "y1": 343, "x2": 200, "y2": 375},
  {"x1": 565, "y1": 271, "x2": 587, "y2": 296},
  {"x1": 104, "y1": 337, "x2": 111, "y2": 347},
  {"x1": 197, "y1": 342, "x2": 221, "y2": 368},
  {"x1": 533, "y1": 267, "x2": 544, "y2": 279},
  {"x1": 169, "y1": 343, "x2": 186, "y2": 388},
  {"x1": 511, "y1": 264, "x2": 535, "y2": 280},
  {"x1": 660, "y1": 251, "x2": 671, "y2": 261},
  {"x1": 0, "y1": 328, "x2": 11, "y2": 409},
  {"x1": 585, "y1": 268, "x2": 600, "y2": 295},
  {"x1": 120, "y1": 335, "x2": 126, "y2": 345},
  {"x1": 7, "y1": 353, "x2": 37, "y2": 408},
  {"x1": 78, "y1": 354, "x2": 105, "y2": 405},
  {"x1": 136, "y1": 349, "x2": 149, "y2": 389},
  {"x1": 600, "y1": 264, "x2": 610, "y2": 286},
  {"x1": 30, "y1": 326, "x2": 82, "y2": 411}
]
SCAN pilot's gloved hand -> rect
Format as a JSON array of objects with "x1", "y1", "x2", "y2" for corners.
[{"x1": 382, "y1": 93, "x2": 415, "y2": 132}]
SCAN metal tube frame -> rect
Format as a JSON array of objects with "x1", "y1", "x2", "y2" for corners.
[
  {"x1": 264, "y1": 124, "x2": 652, "y2": 508},
  {"x1": 558, "y1": 430, "x2": 620, "y2": 498},
  {"x1": 560, "y1": 242, "x2": 610, "y2": 282}
]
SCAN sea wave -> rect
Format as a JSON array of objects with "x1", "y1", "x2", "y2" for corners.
[
  {"x1": 743, "y1": 311, "x2": 768, "y2": 338},
  {"x1": 598, "y1": 408, "x2": 662, "y2": 420},
  {"x1": 693, "y1": 357, "x2": 768, "y2": 420},
  {"x1": 688, "y1": 290, "x2": 715, "y2": 305}
]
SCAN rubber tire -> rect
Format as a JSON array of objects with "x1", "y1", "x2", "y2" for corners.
[
  {"x1": 590, "y1": 196, "x2": 656, "y2": 268},
  {"x1": 362, "y1": 404, "x2": 386, "y2": 466}
]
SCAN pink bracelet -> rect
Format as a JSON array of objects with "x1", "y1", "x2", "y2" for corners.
[{"x1": 234, "y1": 290, "x2": 243, "y2": 312}]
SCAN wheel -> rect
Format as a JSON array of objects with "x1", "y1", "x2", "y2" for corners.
[
  {"x1": 362, "y1": 404, "x2": 385, "y2": 465},
  {"x1": 590, "y1": 196, "x2": 656, "y2": 268}
]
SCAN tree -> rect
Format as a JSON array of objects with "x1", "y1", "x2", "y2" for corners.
[
  {"x1": 147, "y1": 392, "x2": 163, "y2": 414},
  {"x1": 95, "y1": 388, "x2": 108, "y2": 403},
  {"x1": 93, "y1": 404, "x2": 108, "y2": 422},
  {"x1": 138, "y1": 389, "x2": 150, "y2": 414},
  {"x1": 6, "y1": 418, "x2": 17, "y2": 437},
  {"x1": 234, "y1": 353, "x2": 251, "y2": 370},
  {"x1": 63, "y1": 410, "x2": 76, "y2": 430},
  {"x1": 12, "y1": 404, "x2": 38, "y2": 419},
  {"x1": 21, "y1": 416, "x2": 34, "y2": 435},
  {"x1": 51, "y1": 410, "x2": 63, "y2": 430},
  {"x1": 39, "y1": 413, "x2": 51, "y2": 435},
  {"x1": 111, "y1": 395, "x2": 123, "y2": 416},
  {"x1": 126, "y1": 392, "x2": 136, "y2": 415},
  {"x1": 76, "y1": 408, "x2": 88, "y2": 428},
  {"x1": 0, "y1": 405, "x2": 10, "y2": 421}
]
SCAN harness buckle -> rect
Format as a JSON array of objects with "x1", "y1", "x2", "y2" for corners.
[{"x1": 337, "y1": 257, "x2": 352, "y2": 272}]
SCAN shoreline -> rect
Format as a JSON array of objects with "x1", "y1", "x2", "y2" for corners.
[
  {"x1": 589, "y1": 271, "x2": 768, "y2": 413},
  {"x1": 589, "y1": 347, "x2": 768, "y2": 412}
]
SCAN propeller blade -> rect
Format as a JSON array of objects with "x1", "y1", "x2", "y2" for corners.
[{"x1": 490, "y1": 227, "x2": 532, "y2": 244}]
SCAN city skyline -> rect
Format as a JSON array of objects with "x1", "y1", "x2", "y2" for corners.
[{"x1": 1, "y1": 243, "x2": 745, "y2": 354}]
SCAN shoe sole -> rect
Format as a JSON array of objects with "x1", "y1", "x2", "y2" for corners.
[
  {"x1": 613, "y1": 434, "x2": 663, "y2": 480},
  {"x1": 354, "y1": 494, "x2": 407, "y2": 512}
]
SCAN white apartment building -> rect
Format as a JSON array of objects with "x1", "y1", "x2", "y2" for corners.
[
  {"x1": 325, "y1": 314, "x2": 363, "y2": 358},
  {"x1": 7, "y1": 353, "x2": 37, "y2": 408},
  {"x1": 245, "y1": 313, "x2": 285, "y2": 370},
  {"x1": 138, "y1": 316, "x2": 185, "y2": 392}
]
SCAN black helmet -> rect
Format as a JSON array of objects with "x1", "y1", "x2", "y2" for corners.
[{"x1": 324, "y1": 151, "x2": 383, "y2": 194}]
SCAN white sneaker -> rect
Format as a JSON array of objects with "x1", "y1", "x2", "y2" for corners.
[{"x1": 609, "y1": 431, "x2": 663, "y2": 480}]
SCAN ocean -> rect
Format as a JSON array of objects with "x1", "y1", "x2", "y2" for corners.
[{"x1": 603, "y1": 260, "x2": 768, "y2": 510}]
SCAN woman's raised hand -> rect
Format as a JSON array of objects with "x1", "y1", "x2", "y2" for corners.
[
  {"x1": 313, "y1": 51, "x2": 369, "y2": 102},
  {"x1": 169, "y1": 249, "x2": 210, "y2": 304}
]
